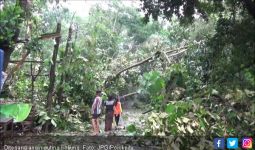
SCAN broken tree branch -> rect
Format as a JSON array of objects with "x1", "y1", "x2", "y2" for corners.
[
  {"x1": 122, "y1": 91, "x2": 138, "y2": 98},
  {"x1": 167, "y1": 48, "x2": 188, "y2": 57},
  {"x1": 115, "y1": 57, "x2": 153, "y2": 77},
  {"x1": 38, "y1": 32, "x2": 61, "y2": 40},
  {"x1": 115, "y1": 46, "x2": 188, "y2": 77},
  {"x1": 15, "y1": 32, "x2": 61, "y2": 43},
  {"x1": 9, "y1": 60, "x2": 61, "y2": 63},
  {"x1": 142, "y1": 109, "x2": 154, "y2": 114},
  {"x1": 165, "y1": 46, "x2": 188, "y2": 54}
]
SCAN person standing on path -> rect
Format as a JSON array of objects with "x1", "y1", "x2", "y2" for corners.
[
  {"x1": 91, "y1": 90, "x2": 102, "y2": 136},
  {"x1": 104, "y1": 94, "x2": 117, "y2": 134},
  {"x1": 114, "y1": 95, "x2": 124, "y2": 127}
]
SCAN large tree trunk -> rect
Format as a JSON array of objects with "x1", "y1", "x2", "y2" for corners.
[{"x1": 46, "y1": 23, "x2": 61, "y2": 112}]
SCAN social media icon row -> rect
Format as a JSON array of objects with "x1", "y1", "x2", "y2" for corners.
[{"x1": 213, "y1": 137, "x2": 253, "y2": 149}]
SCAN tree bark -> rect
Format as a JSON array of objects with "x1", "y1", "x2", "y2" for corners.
[{"x1": 46, "y1": 23, "x2": 61, "y2": 112}]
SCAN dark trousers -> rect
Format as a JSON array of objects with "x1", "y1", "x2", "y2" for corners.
[
  {"x1": 115, "y1": 114, "x2": 120, "y2": 126},
  {"x1": 105, "y1": 111, "x2": 113, "y2": 131}
]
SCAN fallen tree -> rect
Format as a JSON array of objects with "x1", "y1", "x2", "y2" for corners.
[
  {"x1": 104, "y1": 46, "x2": 189, "y2": 88},
  {"x1": 115, "y1": 46, "x2": 188, "y2": 77}
]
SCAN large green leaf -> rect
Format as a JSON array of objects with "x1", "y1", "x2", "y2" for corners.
[
  {"x1": 0, "y1": 103, "x2": 32, "y2": 122},
  {"x1": 166, "y1": 104, "x2": 175, "y2": 114},
  {"x1": 126, "y1": 124, "x2": 137, "y2": 133}
]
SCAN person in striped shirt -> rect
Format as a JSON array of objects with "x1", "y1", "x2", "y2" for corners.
[{"x1": 91, "y1": 90, "x2": 102, "y2": 136}]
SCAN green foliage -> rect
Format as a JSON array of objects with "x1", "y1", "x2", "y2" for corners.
[
  {"x1": 138, "y1": 71, "x2": 165, "y2": 106},
  {"x1": 37, "y1": 109, "x2": 56, "y2": 127},
  {"x1": 140, "y1": 71, "x2": 165, "y2": 95},
  {"x1": 9, "y1": 71, "x2": 31, "y2": 99},
  {"x1": 165, "y1": 63, "x2": 189, "y2": 88},
  {"x1": 126, "y1": 124, "x2": 137, "y2": 133},
  {"x1": 85, "y1": 4, "x2": 124, "y2": 59},
  {"x1": 165, "y1": 101, "x2": 192, "y2": 125},
  {"x1": 208, "y1": 16, "x2": 255, "y2": 88},
  {"x1": 144, "y1": 100, "x2": 227, "y2": 137},
  {"x1": 0, "y1": 3, "x2": 23, "y2": 44},
  {"x1": 57, "y1": 57, "x2": 98, "y2": 105},
  {"x1": 36, "y1": 102, "x2": 88, "y2": 131},
  {"x1": 140, "y1": 0, "x2": 253, "y2": 24}
]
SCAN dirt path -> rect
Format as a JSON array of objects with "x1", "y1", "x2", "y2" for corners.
[{"x1": 97, "y1": 108, "x2": 148, "y2": 136}]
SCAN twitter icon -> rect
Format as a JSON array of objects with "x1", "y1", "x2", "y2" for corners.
[{"x1": 227, "y1": 138, "x2": 238, "y2": 149}]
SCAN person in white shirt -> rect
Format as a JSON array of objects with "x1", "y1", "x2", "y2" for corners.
[{"x1": 91, "y1": 90, "x2": 102, "y2": 136}]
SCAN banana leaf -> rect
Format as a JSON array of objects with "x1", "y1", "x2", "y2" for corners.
[{"x1": 0, "y1": 103, "x2": 32, "y2": 122}]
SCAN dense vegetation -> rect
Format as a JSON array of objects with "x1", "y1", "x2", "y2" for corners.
[{"x1": 0, "y1": 0, "x2": 254, "y2": 149}]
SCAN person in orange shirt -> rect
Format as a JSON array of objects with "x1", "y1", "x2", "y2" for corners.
[{"x1": 114, "y1": 96, "x2": 124, "y2": 127}]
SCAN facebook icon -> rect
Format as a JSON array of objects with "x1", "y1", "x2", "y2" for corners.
[{"x1": 214, "y1": 138, "x2": 225, "y2": 149}]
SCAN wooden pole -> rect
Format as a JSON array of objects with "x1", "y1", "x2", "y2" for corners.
[
  {"x1": 30, "y1": 62, "x2": 34, "y2": 102},
  {"x1": 46, "y1": 23, "x2": 61, "y2": 112}
]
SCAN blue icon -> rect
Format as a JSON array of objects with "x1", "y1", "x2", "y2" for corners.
[
  {"x1": 227, "y1": 138, "x2": 238, "y2": 149},
  {"x1": 214, "y1": 138, "x2": 225, "y2": 149}
]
